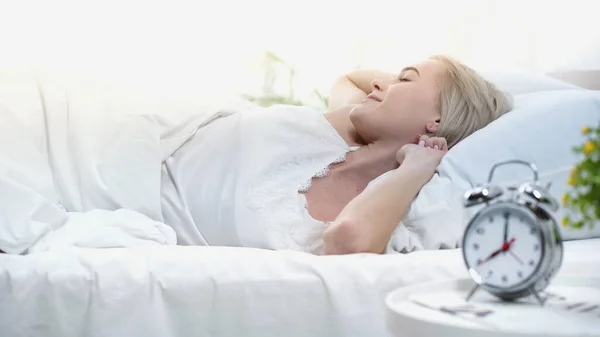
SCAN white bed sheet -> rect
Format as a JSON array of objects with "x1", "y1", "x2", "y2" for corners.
[{"x1": 1, "y1": 239, "x2": 599, "y2": 337}]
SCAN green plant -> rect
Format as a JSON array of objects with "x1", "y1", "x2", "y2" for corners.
[
  {"x1": 562, "y1": 124, "x2": 600, "y2": 229},
  {"x1": 242, "y1": 51, "x2": 328, "y2": 109}
]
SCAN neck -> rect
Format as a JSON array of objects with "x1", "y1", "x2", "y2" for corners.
[
  {"x1": 332, "y1": 141, "x2": 401, "y2": 183},
  {"x1": 325, "y1": 105, "x2": 406, "y2": 181},
  {"x1": 324, "y1": 105, "x2": 365, "y2": 146}
]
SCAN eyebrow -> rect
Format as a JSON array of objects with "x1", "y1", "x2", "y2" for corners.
[{"x1": 400, "y1": 66, "x2": 420, "y2": 77}]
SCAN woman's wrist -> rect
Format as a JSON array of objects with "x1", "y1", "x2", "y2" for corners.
[{"x1": 394, "y1": 162, "x2": 436, "y2": 186}]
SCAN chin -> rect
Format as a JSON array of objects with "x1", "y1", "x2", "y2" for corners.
[
  {"x1": 348, "y1": 107, "x2": 366, "y2": 132},
  {"x1": 348, "y1": 103, "x2": 368, "y2": 121},
  {"x1": 348, "y1": 106, "x2": 377, "y2": 143}
]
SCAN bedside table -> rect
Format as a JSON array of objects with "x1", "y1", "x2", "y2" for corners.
[{"x1": 385, "y1": 278, "x2": 600, "y2": 337}]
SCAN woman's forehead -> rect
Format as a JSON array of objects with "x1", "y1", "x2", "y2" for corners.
[{"x1": 410, "y1": 59, "x2": 445, "y2": 78}]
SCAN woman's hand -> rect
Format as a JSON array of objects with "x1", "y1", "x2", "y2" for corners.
[
  {"x1": 396, "y1": 135, "x2": 448, "y2": 175},
  {"x1": 324, "y1": 134, "x2": 449, "y2": 255}
]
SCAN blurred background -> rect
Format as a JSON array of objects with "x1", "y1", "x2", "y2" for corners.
[{"x1": 0, "y1": 0, "x2": 598, "y2": 109}]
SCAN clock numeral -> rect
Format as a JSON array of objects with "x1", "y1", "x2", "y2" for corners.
[
  {"x1": 519, "y1": 217, "x2": 524, "y2": 223},
  {"x1": 530, "y1": 228, "x2": 537, "y2": 235},
  {"x1": 476, "y1": 227, "x2": 485, "y2": 235},
  {"x1": 503, "y1": 212, "x2": 510, "y2": 219},
  {"x1": 489, "y1": 217, "x2": 493, "y2": 223},
  {"x1": 487, "y1": 270, "x2": 493, "y2": 277},
  {"x1": 517, "y1": 271, "x2": 523, "y2": 278},
  {"x1": 533, "y1": 244, "x2": 540, "y2": 252},
  {"x1": 476, "y1": 259, "x2": 483, "y2": 266},
  {"x1": 501, "y1": 275, "x2": 508, "y2": 283},
  {"x1": 473, "y1": 243, "x2": 479, "y2": 250},
  {"x1": 529, "y1": 260, "x2": 536, "y2": 266}
]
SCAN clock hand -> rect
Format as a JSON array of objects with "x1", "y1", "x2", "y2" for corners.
[
  {"x1": 504, "y1": 237, "x2": 516, "y2": 249},
  {"x1": 503, "y1": 212, "x2": 509, "y2": 248},
  {"x1": 479, "y1": 238, "x2": 516, "y2": 265},
  {"x1": 480, "y1": 248, "x2": 503, "y2": 264},
  {"x1": 508, "y1": 250, "x2": 524, "y2": 265}
]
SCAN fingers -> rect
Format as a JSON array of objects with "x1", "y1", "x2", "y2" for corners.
[
  {"x1": 425, "y1": 138, "x2": 436, "y2": 149},
  {"x1": 417, "y1": 135, "x2": 447, "y2": 151},
  {"x1": 432, "y1": 137, "x2": 448, "y2": 152},
  {"x1": 440, "y1": 139, "x2": 449, "y2": 152}
]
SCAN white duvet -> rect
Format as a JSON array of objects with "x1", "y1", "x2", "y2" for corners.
[
  {"x1": 0, "y1": 239, "x2": 598, "y2": 337},
  {"x1": 0, "y1": 73, "x2": 253, "y2": 254}
]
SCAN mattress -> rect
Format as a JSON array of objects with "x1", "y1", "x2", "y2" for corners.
[{"x1": 1, "y1": 239, "x2": 599, "y2": 337}]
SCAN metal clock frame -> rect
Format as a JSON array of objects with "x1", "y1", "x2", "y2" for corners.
[{"x1": 461, "y1": 160, "x2": 563, "y2": 305}]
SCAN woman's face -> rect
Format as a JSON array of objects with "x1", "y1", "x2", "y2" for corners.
[{"x1": 349, "y1": 59, "x2": 445, "y2": 145}]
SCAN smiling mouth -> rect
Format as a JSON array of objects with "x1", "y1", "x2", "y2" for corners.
[{"x1": 366, "y1": 94, "x2": 382, "y2": 102}]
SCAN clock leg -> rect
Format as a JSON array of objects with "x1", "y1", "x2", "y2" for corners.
[
  {"x1": 529, "y1": 287, "x2": 546, "y2": 306},
  {"x1": 465, "y1": 284, "x2": 480, "y2": 302}
]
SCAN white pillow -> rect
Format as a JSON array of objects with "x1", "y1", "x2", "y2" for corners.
[
  {"x1": 439, "y1": 89, "x2": 600, "y2": 240},
  {"x1": 375, "y1": 89, "x2": 600, "y2": 253},
  {"x1": 480, "y1": 71, "x2": 578, "y2": 96}
]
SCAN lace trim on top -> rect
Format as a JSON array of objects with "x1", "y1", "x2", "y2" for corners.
[
  {"x1": 245, "y1": 107, "x2": 355, "y2": 253},
  {"x1": 295, "y1": 146, "x2": 358, "y2": 254},
  {"x1": 297, "y1": 145, "x2": 360, "y2": 193}
]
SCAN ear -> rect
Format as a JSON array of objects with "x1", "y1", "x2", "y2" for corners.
[{"x1": 425, "y1": 119, "x2": 440, "y2": 134}]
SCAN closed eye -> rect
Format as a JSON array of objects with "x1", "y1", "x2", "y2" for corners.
[{"x1": 398, "y1": 76, "x2": 410, "y2": 82}]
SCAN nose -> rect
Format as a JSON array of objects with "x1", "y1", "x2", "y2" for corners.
[{"x1": 370, "y1": 78, "x2": 385, "y2": 92}]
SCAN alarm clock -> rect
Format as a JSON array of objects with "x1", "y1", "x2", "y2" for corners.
[{"x1": 461, "y1": 160, "x2": 563, "y2": 305}]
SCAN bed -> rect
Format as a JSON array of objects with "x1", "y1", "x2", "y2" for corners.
[
  {"x1": 1, "y1": 70, "x2": 599, "y2": 337},
  {"x1": 1, "y1": 238, "x2": 599, "y2": 337}
]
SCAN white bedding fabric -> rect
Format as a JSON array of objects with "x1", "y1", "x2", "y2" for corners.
[
  {"x1": 1, "y1": 239, "x2": 599, "y2": 337},
  {"x1": 0, "y1": 73, "x2": 247, "y2": 254}
]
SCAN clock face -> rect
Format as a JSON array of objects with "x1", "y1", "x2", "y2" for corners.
[{"x1": 463, "y1": 203, "x2": 544, "y2": 289}]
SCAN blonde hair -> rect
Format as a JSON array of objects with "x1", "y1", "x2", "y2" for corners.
[{"x1": 430, "y1": 55, "x2": 512, "y2": 148}]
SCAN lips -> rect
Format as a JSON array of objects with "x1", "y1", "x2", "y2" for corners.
[{"x1": 366, "y1": 94, "x2": 382, "y2": 102}]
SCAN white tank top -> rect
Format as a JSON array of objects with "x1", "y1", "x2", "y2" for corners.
[{"x1": 160, "y1": 104, "x2": 356, "y2": 254}]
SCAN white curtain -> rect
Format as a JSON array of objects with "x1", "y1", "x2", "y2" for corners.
[{"x1": 0, "y1": 0, "x2": 598, "y2": 104}]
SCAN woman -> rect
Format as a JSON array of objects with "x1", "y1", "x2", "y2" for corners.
[{"x1": 160, "y1": 55, "x2": 512, "y2": 255}]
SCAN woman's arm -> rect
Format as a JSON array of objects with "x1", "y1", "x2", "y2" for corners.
[
  {"x1": 328, "y1": 70, "x2": 396, "y2": 111},
  {"x1": 322, "y1": 136, "x2": 448, "y2": 255}
]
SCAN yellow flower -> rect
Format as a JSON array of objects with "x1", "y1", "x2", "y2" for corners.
[
  {"x1": 561, "y1": 217, "x2": 570, "y2": 228},
  {"x1": 568, "y1": 176, "x2": 575, "y2": 186},
  {"x1": 583, "y1": 140, "x2": 595, "y2": 155},
  {"x1": 561, "y1": 194, "x2": 569, "y2": 205},
  {"x1": 582, "y1": 126, "x2": 591, "y2": 135}
]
